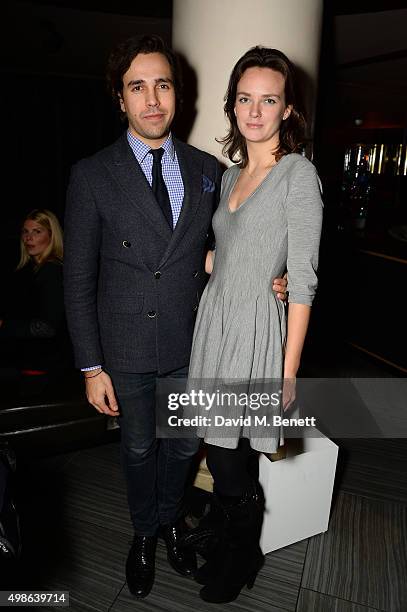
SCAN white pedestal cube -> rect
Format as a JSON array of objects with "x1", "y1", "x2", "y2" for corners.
[{"x1": 259, "y1": 430, "x2": 338, "y2": 553}]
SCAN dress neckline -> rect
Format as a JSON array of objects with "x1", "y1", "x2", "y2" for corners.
[{"x1": 227, "y1": 156, "x2": 285, "y2": 214}]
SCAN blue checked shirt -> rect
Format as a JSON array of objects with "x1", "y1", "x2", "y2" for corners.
[
  {"x1": 82, "y1": 132, "x2": 184, "y2": 372},
  {"x1": 127, "y1": 131, "x2": 184, "y2": 228}
]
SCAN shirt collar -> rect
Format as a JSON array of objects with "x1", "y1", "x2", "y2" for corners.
[{"x1": 127, "y1": 131, "x2": 175, "y2": 164}]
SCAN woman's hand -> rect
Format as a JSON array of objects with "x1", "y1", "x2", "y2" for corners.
[{"x1": 84, "y1": 370, "x2": 119, "y2": 416}]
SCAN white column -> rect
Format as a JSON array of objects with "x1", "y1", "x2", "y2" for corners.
[{"x1": 173, "y1": 0, "x2": 323, "y2": 163}]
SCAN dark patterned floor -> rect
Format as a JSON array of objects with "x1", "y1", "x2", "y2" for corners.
[
  {"x1": 2, "y1": 434, "x2": 405, "y2": 612},
  {"x1": 3, "y1": 348, "x2": 407, "y2": 611}
]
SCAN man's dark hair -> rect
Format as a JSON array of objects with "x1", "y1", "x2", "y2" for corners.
[
  {"x1": 219, "y1": 46, "x2": 306, "y2": 166},
  {"x1": 106, "y1": 35, "x2": 183, "y2": 115}
]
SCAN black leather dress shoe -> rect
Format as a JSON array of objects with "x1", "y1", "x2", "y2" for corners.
[
  {"x1": 126, "y1": 535, "x2": 157, "y2": 599},
  {"x1": 161, "y1": 520, "x2": 197, "y2": 577}
]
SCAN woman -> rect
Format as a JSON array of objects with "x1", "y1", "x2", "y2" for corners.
[
  {"x1": 185, "y1": 47, "x2": 323, "y2": 603},
  {"x1": 0, "y1": 209, "x2": 66, "y2": 372}
]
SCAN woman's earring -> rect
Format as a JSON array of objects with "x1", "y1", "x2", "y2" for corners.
[{"x1": 283, "y1": 108, "x2": 292, "y2": 120}]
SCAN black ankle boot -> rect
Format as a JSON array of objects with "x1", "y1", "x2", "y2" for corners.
[
  {"x1": 161, "y1": 518, "x2": 197, "y2": 577},
  {"x1": 126, "y1": 534, "x2": 157, "y2": 599},
  {"x1": 199, "y1": 484, "x2": 265, "y2": 603}
]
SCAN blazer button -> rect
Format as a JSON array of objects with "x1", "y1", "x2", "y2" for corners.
[
  {"x1": 154, "y1": 271, "x2": 161, "y2": 279},
  {"x1": 147, "y1": 311, "x2": 156, "y2": 318},
  {"x1": 122, "y1": 240, "x2": 131, "y2": 248},
  {"x1": 193, "y1": 305, "x2": 198, "y2": 312},
  {"x1": 193, "y1": 271, "x2": 199, "y2": 278}
]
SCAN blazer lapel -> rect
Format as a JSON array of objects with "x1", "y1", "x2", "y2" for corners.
[
  {"x1": 105, "y1": 134, "x2": 172, "y2": 241},
  {"x1": 159, "y1": 138, "x2": 204, "y2": 267}
]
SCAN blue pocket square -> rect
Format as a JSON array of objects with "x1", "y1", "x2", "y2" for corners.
[{"x1": 202, "y1": 175, "x2": 215, "y2": 193}]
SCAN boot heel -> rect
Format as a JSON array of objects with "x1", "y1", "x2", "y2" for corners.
[
  {"x1": 246, "y1": 570, "x2": 257, "y2": 590},
  {"x1": 246, "y1": 555, "x2": 263, "y2": 590}
]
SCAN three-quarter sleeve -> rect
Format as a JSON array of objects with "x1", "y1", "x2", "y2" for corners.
[{"x1": 286, "y1": 159, "x2": 323, "y2": 306}]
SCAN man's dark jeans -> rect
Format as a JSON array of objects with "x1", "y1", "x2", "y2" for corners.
[{"x1": 109, "y1": 366, "x2": 200, "y2": 536}]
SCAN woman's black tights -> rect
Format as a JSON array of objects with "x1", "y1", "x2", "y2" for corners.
[{"x1": 205, "y1": 439, "x2": 258, "y2": 497}]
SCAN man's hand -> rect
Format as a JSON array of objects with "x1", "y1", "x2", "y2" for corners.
[
  {"x1": 84, "y1": 370, "x2": 119, "y2": 416},
  {"x1": 272, "y1": 273, "x2": 288, "y2": 301}
]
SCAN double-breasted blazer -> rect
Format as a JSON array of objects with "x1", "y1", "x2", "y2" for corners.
[{"x1": 64, "y1": 133, "x2": 221, "y2": 373}]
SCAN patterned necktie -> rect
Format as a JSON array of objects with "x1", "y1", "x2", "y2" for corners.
[{"x1": 150, "y1": 148, "x2": 173, "y2": 230}]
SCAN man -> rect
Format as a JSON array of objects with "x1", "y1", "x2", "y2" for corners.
[{"x1": 64, "y1": 35, "x2": 287, "y2": 599}]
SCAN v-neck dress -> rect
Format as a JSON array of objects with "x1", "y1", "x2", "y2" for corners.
[{"x1": 187, "y1": 153, "x2": 323, "y2": 452}]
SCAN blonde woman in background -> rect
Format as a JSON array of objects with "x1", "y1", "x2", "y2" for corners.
[
  {"x1": 17, "y1": 208, "x2": 63, "y2": 270},
  {"x1": 0, "y1": 209, "x2": 67, "y2": 372}
]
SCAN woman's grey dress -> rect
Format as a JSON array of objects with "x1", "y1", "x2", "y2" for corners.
[{"x1": 187, "y1": 153, "x2": 323, "y2": 452}]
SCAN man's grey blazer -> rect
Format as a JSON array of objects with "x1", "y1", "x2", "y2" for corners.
[{"x1": 64, "y1": 133, "x2": 221, "y2": 374}]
